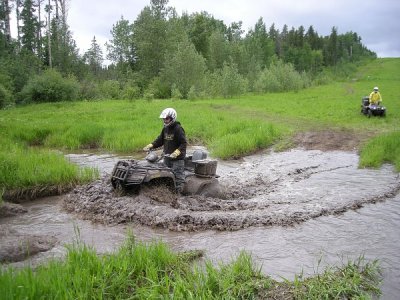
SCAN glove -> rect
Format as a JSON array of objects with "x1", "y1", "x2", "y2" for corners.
[
  {"x1": 169, "y1": 149, "x2": 181, "y2": 159},
  {"x1": 143, "y1": 144, "x2": 153, "y2": 151}
]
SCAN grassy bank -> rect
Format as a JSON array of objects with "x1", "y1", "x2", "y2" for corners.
[
  {"x1": 0, "y1": 236, "x2": 381, "y2": 299},
  {"x1": 0, "y1": 58, "x2": 399, "y2": 194},
  {"x1": 0, "y1": 136, "x2": 98, "y2": 200}
]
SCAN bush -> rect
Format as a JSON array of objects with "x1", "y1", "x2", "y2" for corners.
[
  {"x1": 18, "y1": 69, "x2": 79, "y2": 103},
  {"x1": 187, "y1": 85, "x2": 207, "y2": 100},
  {"x1": 145, "y1": 77, "x2": 170, "y2": 99},
  {"x1": 171, "y1": 84, "x2": 183, "y2": 99},
  {"x1": 254, "y1": 69, "x2": 281, "y2": 92},
  {"x1": 254, "y1": 60, "x2": 307, "y2": 93},
  {"x1": 207, "y1": 63, "x2": 248, "y2": 98},
  {"x1": 100, "y1": 80, "x2": 121, "y2": 99},
  {"x1": 121, "y1": 81, "x2": 141, "y2": 100},
  {"x1": 0, "y1": 84, "x2": 13, "y2": 109},
  {"x1": 79, "y1": 79, "x2": 101, "y2": 100}
]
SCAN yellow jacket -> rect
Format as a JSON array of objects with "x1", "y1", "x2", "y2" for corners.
[{"x1": 369, "y1": 91, "x2": 382, "y2": 104}]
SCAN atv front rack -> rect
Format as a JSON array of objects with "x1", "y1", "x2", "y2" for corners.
[{"x1": 111, "y1": 160, "x2": 172, "y2": 187}]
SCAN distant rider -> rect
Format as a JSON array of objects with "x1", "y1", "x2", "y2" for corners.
[
  {"x1": 369, "y1": 86, "x2": 382, "y2": 105},
  {"x1": 143, "y1": 108, "x2": 187, "y2": 194}
]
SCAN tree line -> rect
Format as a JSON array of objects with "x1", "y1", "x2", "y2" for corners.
[{"x1": 0, "y1": 0, "x2": 376, "y2": 108}]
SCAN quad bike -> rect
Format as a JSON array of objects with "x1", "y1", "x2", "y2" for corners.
[
  {"x1": 110, "y1": 150, "x2": 221, "y2": 197},
  {"x1": 361, "y1": 96, "x2": 386, "y2": 117}
]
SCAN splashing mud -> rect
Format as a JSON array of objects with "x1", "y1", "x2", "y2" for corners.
[{"x1": 63, "y1": 149, "x2": 400, "y2": 231}]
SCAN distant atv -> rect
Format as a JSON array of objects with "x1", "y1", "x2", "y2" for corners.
[
  {"x1": 111, "y1": 150, "x2": 221, "y2": 197},
  {"x1": 361, "y1": 96, "x2": 386, "y2": 117}
]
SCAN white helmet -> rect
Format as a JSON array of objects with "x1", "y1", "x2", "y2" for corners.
[
  {"x1": 373, "y1": 86, "x2": 379, "y2": 91},
  {"x1": 159, "y1": 108, "x2": 177, "y2": 126}
]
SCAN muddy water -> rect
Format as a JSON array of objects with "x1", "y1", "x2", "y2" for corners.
[{"x1": 2, "y1": 149, "x2": 400, "y2": 299}]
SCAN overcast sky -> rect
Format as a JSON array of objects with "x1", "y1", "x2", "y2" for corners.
[{"x1": 66, "y1": 0, "x2": 400, "y2": 58}]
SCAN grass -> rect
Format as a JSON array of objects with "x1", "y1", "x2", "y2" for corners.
[
  {"x1": 0, "y1": 58, "x2": 399, "y2": 194},
  {"x1": 0, "y1": 235, "x2": 382, "y2": 299},
  {"x1": 0, "y1": 136, "x2": 98, "y2": 199},
  {"x1": 359, "y1": 131, "x2": 400, "y2": 171},
  {"x1": 289, "y1": 256, "x2": 381, "y2": 299}
]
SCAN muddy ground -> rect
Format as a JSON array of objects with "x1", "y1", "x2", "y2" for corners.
[
  {"x1": 62, "y1": 129, "x2": 399, "y2": 231},
  {"x1": 0, "y1": 226, "x2": 57, "y2": 263},
  {"x1": 292, "y1": 129, "x2": 365, "y2": 151},
  {"x1": 1, "y1": 129, "x2": 398, "y2": 262}
]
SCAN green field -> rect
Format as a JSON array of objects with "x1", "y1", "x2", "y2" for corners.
[{"x1": 0, "y1": 58, "x2": 399, "y2": 198}]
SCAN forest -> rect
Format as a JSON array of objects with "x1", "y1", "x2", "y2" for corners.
[{"x1": 0, "y1": 0, "x2": 376, "y2": 108}]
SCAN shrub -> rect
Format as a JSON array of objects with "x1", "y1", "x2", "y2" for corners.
[
  {"x1": 0, "y1": 84, "x2": 13, "y2": 109},
  {"x1": 220, "y1": 63, "x2": 248, "y2": 98},
  {"x1": 146, "y1": 77, "x2": 170, "y2": 99},
  {"x1": 121, "y1": 82, "x2": 141, "y2": 100},
  {"x1": 100, "y1": 80, "x2": 121, "y2": 99},
  {"x1": 254, "y1": 60, "x2": 307, "y2": 93},
  {"x1": 187, "y1": 85, "x2": 206, "y2": 100},
  {"x1": 171, "y1": 84, "x2": 183, "y2": 99},
  {"x1": 79, "y1": 79, "x2": 101, "y2": 100},
  {"x1": 254, "y1": 69, "x2": 281, "y2": 93},
  {"x1": 18, "y1": 69, "x2": 79, "y2": 103},
  {"x1": 207, "y1": 63, "x2": 248, "y2": 98}
]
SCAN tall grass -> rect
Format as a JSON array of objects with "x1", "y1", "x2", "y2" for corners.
[
  {"x1": 359, "y1": 131, "x2": 400, "y2": 171},
  {"x1": 0, "y1": 236, "x2": 381, "y2": 299},
  {"x1": 0, "y1": 100, "x2": 284, "y2": 156},
  {"x1": 0, "y1": 137, "x2": 97, "y2": 195},
  {"x1": 291, "y1": 256, "x2": 381, "y2": 299}
]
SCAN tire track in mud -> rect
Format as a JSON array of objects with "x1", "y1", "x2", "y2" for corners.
[{"x1": 63, "y1": 159, "x2": 400, "y2": 231}]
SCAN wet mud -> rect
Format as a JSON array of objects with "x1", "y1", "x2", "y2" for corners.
[
  {"x1": 0, "y1": 226, "x2": 57, "y2": 263},
  {"x1": 63, "y1": 148, "x2": 400, "y2": 232},
  {"x1": 0, "y1": 202, "x2": 27, "y2": 218}
]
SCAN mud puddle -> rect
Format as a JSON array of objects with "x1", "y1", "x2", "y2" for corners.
[
  {"x1": 64, "y1": 149, "x2": 400, "y2": 231},
  {"x1": 1, "y1": 148, "x2": 400, "y2": 299}
]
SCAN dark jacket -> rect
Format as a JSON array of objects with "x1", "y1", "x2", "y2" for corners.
[{"x1": 152, "y1": 121, "x2": 187, "y2": 159}]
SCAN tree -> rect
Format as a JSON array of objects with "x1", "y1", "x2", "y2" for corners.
[
  {"x1": 20, "y1": 0, "x2": 39, "y2": 53},
  {"x1": 106, "y1": 16, "x2": 136, "y2": 69},
  {"x1": 244, "y1": 17, "x2": 274, "y2": 69},
  {"x1": 133, "y1": 3, "x2": 169, "y2": 84},
  {"x1": 324, "y1": 26, "x2": 338, "y2": 66},
  {"x1": 0, "y1": 0, "x2": 12, "y2": 42},
  {"x1": 226, "y1": 21, "x2": 243, "y2": 42},
  {"x1": 305, "y1": 25, "x2": 321, "y2": 50},
  {"x1": 161, "y1": 37, "x2": 206, "y2": 98},
  {"x1": 45, "y1": 0, "x2": 80, "y2": 74},
  {"x1": 186, "y1": 11, "x2": 226, "y2": 60},
  {"x1": 83, "y1": 36, "x2": 103, "y2": 76},
  {"x1": 208, "y1": 30, "x2": 229, "y2": 71}
]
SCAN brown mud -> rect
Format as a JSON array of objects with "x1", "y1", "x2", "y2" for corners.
[
  {"x1": 0, "y1": 226, "x2": 57, "y2": 263},
  {"x1": 292, "y1": 129, "x2": 365, "y2": 151},
  {"x1": 63, "y1": 168, "x2": 400, "y2": 231},
  {"x1": 62, "y1": 130, "x2": 400, "y2": 231}
]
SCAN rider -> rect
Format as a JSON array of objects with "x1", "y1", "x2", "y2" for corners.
[
  {"x1": 143, "y1": 108, "x2": 187, "y2": 194},
  {"x1": 369, "y1": 86, "x2": 382, "y2": 105}
]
